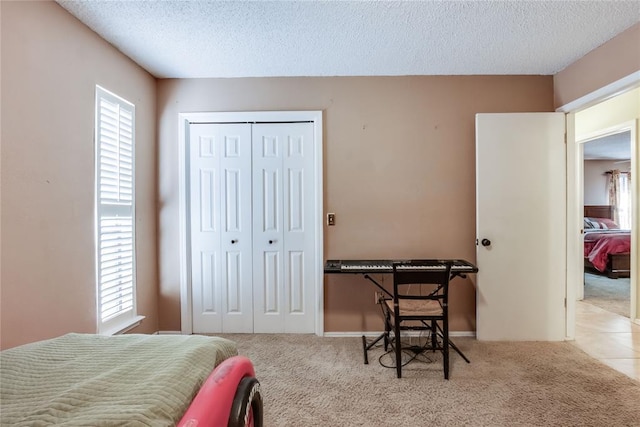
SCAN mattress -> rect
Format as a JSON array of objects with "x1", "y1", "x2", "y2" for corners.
[{"x1": 0, "y1": 333, "x2": 237, "y2": 426}]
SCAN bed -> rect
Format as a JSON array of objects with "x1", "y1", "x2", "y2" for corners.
[
  {"x1": 0, "y1": 333, "x2": 263, "y2": 427},
  {"x1": 584, "y1": 205, "x2": 631, "y2": 279}
]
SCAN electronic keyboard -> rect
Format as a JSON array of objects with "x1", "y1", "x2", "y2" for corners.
[{"x1": 324, "y1": 259, "x2": 478, "y2": 274}]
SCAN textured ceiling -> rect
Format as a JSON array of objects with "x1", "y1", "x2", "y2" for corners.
[
  {"x1": 583, "y1": 131, "x2": 631, "y2": 161},
  {"x1": 56, "y1": 0, "x2": 639, "y2": 79}
]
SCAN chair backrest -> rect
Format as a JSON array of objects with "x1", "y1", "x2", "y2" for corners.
[{"x1": 391, "y1": 260, "x2": 453, "y2": 307}]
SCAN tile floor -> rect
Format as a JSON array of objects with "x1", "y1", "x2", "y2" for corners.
[{"x1": 572, "y1": 300, "x2": 640, "y2": 381}]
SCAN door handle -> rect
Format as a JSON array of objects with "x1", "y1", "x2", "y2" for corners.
[
  {"x1": 231, "y1": 239, "x2": 237, "y2": 244},
  {"x1": 481, "y1": 238, "x2": 491, "y2": 247},
  {"x1": 269, "y1": 240, "x2": 275, "y2": 244}
]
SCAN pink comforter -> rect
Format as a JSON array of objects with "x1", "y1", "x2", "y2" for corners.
[{"x1": 584, "y1": 231, "x2": 631, "y2": 272}]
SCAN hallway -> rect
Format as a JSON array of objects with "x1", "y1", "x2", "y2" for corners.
[{"x1": 572, "y1": 300, "x2": 640, "y2": 381}]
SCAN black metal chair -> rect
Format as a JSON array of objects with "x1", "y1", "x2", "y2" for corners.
[{"x1": 382, "y1": 260, "x2": 454, "y2": 379}]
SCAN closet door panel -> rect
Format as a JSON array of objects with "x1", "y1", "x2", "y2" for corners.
[
  {"x1": 282, "y1": 124, "x2": 316, "y2": 332},
  {"x1": 190, "y1": 124, "x2": 252, "y2": 333},
  {"x1": 253, "y1": 128, "x2": 285, "y2": 332},
  {"x1": 253, "y1": 123, "x2": 315, "y2": 333},
  {"x1": 219, "y1": 129, "x2": 253, "y2": 332},
  {"x1": 190, "y1": 126, "x2": 222, "y2": 333}
]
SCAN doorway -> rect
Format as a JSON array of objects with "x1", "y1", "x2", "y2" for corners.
[
  {"x1": 565, "y1": 85, "x2": 639, "y2": 338},
  {"x1": 581, "y1": 130, "x2": 633, "y2": 318}
]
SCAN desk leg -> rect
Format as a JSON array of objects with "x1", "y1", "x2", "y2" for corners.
[
  {"x1": 362, "y1": 333, "x2": 386, "y2": 364},
  {"x1": 448, "y1": 338, "x2": 471, "y2": 364},
  {"x1": 360, "y1": 274, "x2": 392, "y2": 365},
  {"x1": 432, "y1": 324, "x2": 471, "y2": 364}
]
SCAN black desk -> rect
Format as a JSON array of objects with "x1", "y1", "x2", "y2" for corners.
[{"x1": 324, "y1": 258, "x2": 478, "y2": 364}]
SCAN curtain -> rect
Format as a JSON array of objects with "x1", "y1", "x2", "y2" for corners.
[{"x1": 607, "y1": 169, "x2": 632, "y2": 229}]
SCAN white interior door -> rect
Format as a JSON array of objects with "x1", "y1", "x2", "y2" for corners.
[
  {"x1": 476, "y1": 113, "x2": 566, "y2": 341},
  {"x1": 252, "y1": 123, "x2": 316, "y2": 333},
  {"x1": 189, "y1": 124, "x2": 253, "y2": 333}
]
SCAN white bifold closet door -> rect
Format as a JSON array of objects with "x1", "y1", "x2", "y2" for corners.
[
  {"x1": 189, "y1": 124, "x2": 253, "y2": 333},
  {"x1": 252, "y1": 123, "x2": 315, "y2": 333},
  {"x1": 189, "y1": 122, "x2": 315, "y2": 334}
]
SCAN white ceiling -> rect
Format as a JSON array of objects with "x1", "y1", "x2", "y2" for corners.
[
  {"x1": 56, "y1": 0, "x2": 640, "y2": 79},
  {"x1": 583, "y1": 131, "x2": 631, "y2": 161}
]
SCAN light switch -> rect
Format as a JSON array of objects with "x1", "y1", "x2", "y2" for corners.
[{"x1": 327, "y1": 213, "x2": 336, "y2": 226}]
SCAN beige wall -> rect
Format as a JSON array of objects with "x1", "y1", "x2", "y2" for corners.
[
  {"x1": 554, "y1": 23, "x2": 640, "y2": 108},
  {"x1": 584, "y1": 160, "x2": 631, "y2": 206},
  {"x1": 0, "y1": 1, "x2": 158, "y2": 349},
  {"x1": 157, "y1": 76, "x2": 554, "y2": 332},
  {"x1": 575, "y1": 88, "x2": 640, "y2": 139},
  {"x1": 3, "y1": 2, "x2": 635, "y2": 344}
]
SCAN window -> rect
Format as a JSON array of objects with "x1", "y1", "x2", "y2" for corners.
[
  {"x1": 608, "y1": 169, "x2": 632, "y2": 229},
  {"x1": 95, "y1": 86, "x2": 140, "y2": 334}
]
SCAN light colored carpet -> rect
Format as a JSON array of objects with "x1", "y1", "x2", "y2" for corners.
[
  {"x1": 584, "y1": 272, "x2": 630, "y2": 317},
  {"x1": 221, "y1": 334, "x2": 640, "y2": 427}
]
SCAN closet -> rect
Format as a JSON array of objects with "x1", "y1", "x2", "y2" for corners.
[{"x1": 188, "y1": 120, "x2": 317, "y2": 333}]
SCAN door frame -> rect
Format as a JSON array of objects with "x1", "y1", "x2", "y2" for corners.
[
  {"x1": 559, "y1": 71, "x2": 640, "y2": 338},
  {"x1": 575, "y1": 121, "x2": 637, "y2": 320},
  {"x1": 177, "y1": 111, "x2": 324, "y2": 336}
]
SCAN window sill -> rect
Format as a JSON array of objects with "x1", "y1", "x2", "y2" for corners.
[{"x1": 100, "y1": 315, "x2": 146, "y2": 336}]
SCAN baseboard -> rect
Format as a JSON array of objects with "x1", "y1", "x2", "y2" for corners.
[
  {"x1": 450, "y1": 331, "x2": 476, "y2": 338},
  {"x1": 323, "y1": 331, "x2": 476, "y2": 338},
  {"x1": 323, "y1": 331, "x2": 384, "y2": 338},
  {"x1": 155, "y1": 330, "x2": 477, "y2": 338}
]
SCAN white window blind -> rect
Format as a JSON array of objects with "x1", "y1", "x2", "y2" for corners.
[{"x1": 95, "y1": 86, "x2": 137, "y2": 334}]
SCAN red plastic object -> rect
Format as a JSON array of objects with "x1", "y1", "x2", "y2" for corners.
[{"x1": 177, "y1": 355, "x2": 256, "y2": 427}]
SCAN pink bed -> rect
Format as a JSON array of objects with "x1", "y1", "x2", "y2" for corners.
[
  {"x1": 583, "y1": 205, "x2": 631, "y2": 279},
  {"x1": 584, "y1": 230, "x2": 631, "y2": 272}
]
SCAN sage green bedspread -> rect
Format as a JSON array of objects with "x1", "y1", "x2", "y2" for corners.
[{"x1": 0, "y1": 333, "x2": 237, "y2": 426}]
